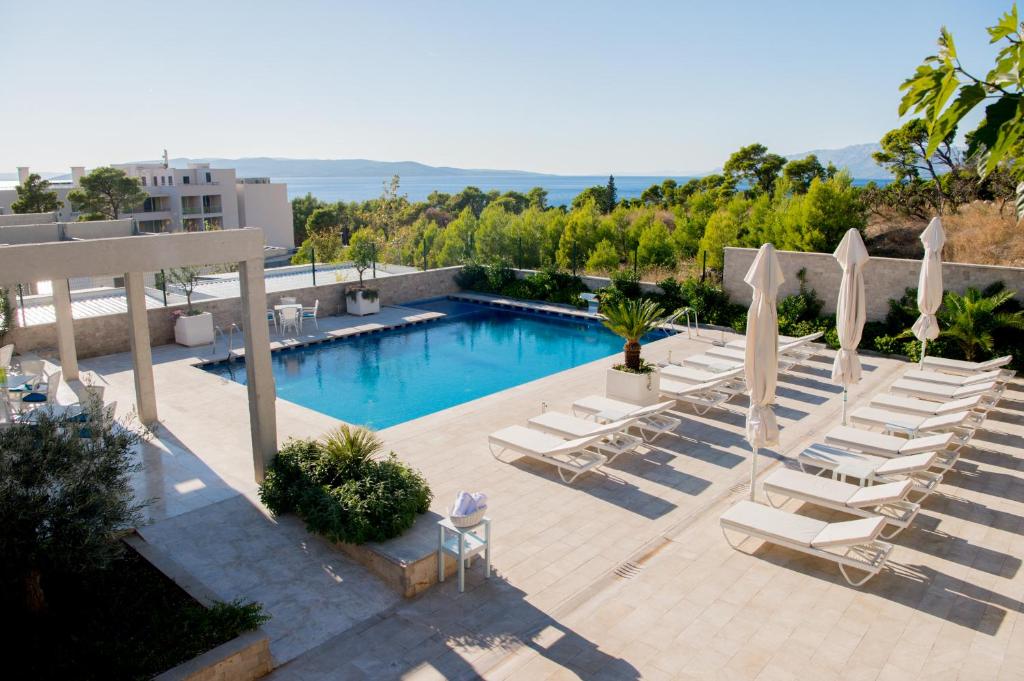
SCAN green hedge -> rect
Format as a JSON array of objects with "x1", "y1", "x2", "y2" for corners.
[
  {"x1": 456, "y1": 262, "x2": 589, "y2": 307},
  {"x1": 259, "y1": 430, "x2": 432, "y2": 545}
]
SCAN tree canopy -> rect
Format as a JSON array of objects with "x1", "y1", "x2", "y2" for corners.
[
  {"x1": 11, "y1": 173, "x2": 62, "y2": 214},
  {"x1": 66, "y1": 167, "x2": 148, "y2": 220}
]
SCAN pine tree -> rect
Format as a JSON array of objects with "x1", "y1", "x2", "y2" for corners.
[{"x1": 605, "y1": 175, "x2": 617, "y2": 212}]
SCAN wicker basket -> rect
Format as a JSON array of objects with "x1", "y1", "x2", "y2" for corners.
[{"x1": 448, "y1": 507, "x2": 486, "y2": 528}]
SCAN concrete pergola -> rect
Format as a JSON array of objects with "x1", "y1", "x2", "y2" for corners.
[{"x1": 0, "y1": 229, "x2": 277, "y2": 480}]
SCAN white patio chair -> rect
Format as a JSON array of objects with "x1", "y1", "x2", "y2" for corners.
[
  {"x1": 267, "y1": 309, "x2": 278, "y2": 334},
  {"x1": 0, "y1": 344, "x2": 13, "y2": 370},
  {"x1": 302, "y1": 299, "x2": 319, "y2": 330},
  {"x1": 279, "y1": 306, "x2": 300, "y2": 335}
]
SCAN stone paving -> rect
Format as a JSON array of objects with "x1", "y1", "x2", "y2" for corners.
[{"x1": 54, "y1": 302, "x2": 1023, "y2": 679}]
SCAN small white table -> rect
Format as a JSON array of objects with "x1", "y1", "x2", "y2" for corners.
[{"x1": 438, "y1": 516, "x2": 491, "y2": 593}]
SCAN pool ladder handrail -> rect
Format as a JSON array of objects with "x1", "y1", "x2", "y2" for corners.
[
  {"x1": 661, "y1": 307, "x2": 699, "y2": 339},
  {"x1": 212, "y1": 323, "x2": 240, "y2": 360}
]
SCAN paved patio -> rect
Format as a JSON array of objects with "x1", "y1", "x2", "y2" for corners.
[{"x1": 56, "y1": 302, "x2": 1023, "y2": 679}]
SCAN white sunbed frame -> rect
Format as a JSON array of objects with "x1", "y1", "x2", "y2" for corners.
[
  {"x1": 920, "y1": 354, "x2": 1013, "y2": 377},
  {"x1": 526, "y1": 412, "x2": 644, "y2": 464},
  {"x1": 570, "y1": 396, "x2": 681, "y2": 443},
  {"x1": 796, "y1": 443, "x2": 943, "y2": 502},
  {"x1": 488, "y1": 428, "x2": 607, "y2": 484},
  {"x1": 762, "y1": 469, "x2": 919, "y2": 539},
  {"x1": 720, "y1": 500, "x2": 893, "y2": 587}
]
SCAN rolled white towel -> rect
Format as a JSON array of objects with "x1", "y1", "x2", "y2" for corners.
[
  {"x1": 470, "y1": 492, "x2": 488, "y2": 512},
  {"x1": 452, "y1": 491, "x2": 476, "y2": 516}
]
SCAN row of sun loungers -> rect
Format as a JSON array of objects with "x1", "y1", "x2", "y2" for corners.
[
  {"x1": 721, "y1": 355, "x2": 1013, "y2": 587},
  {"x1": 487, "y1": 332, "x2": 829, "y2": 484}
]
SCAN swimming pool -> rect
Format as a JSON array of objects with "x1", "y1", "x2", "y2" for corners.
[{"x1": 202, "y1": 298, "x2": 642, "y2": 429}]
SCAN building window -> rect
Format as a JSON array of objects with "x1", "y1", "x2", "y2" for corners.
[
  {"x1": 182, "y1": 176, "x2": 190, "y2": 184},
  {"x1": 141, "y1": 176, "x2": 147, "y2": 186},
  {"x1": 160, "y1": 176, "x2": 165, "y2": 186},
  {"x1": 168, "y1": 176, "x2": 173, "y2": 186},
  {"x1": 205, "y1": 172, "x2": 212, "y2": 183}
]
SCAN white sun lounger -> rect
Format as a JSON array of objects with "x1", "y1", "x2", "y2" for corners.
[
  {"x1": 824, "y1": 426, "x2": 958, "y2": 471},
  {"x1": 870, "y1": 393, "x2": 988, "y2": 419},
  {"x1": 720, "y1": 500, "x2": 893, "y2": 586},
  {"x1": 920, "y1": 354, "x2": 1013, "y2": 377},
  {"x1": 659, "y1": 363, "x2": 744, "y2": 386},
  {"x1": 570, "y1": 397, "x2": 681, "y2": 442},
  {"x1": 725, "y1": 331, "x2": 824, "y2": 351},
  {"x1": 849, "y1": 407, "x2": 978, "y2": 450},
  {"x1": 527, "y1": 413, "x2": 642, "y2": 463},
  {"x1": 660, "y1": 377, "x2": 736, "y2": 415},
  {"x1": 683, "y1": 353, "x2": 798, "y2": 373},
  {"x1": 889, "y1": 378, "x2": 1004, "y2": 403},
  {"x1": 901, "y1": 368, "x2": 1008, "y2": 387},
  {"x1": 763, "y1": 468, "x2": 918, "y2": 539},
  {"x1": 797, "y1": 443, "x2": 943, "y2": 500},
  {"x1": 488, "y1": 427, "x2": 607, "y2": 483},
  {"x1": 711, "y1": 335, "x2": 823, "y2": 363}
]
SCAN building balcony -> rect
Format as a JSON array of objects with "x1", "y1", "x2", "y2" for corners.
[{"x1": 182, "y1": 206, "x2": 203, "y2": 215}]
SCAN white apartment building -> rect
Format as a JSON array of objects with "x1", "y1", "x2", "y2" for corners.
[{"x1": 0, "y1": 160, "x2": 294, "y2": 249}]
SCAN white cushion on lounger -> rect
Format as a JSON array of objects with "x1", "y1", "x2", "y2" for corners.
[
  {"x1": 765, "y1": 469, "x2": 854, "y2": 504},
  {"x1": 904, "y1": 368, "x2": 1004, "y2": 386},
  {"x1": 874, "y1": 451, "x2": 939, "y2": 475},
  {"x1": 810, "y1": 516, "x2": 885, "y2": 549},
  {"x1": 871, "y1": 393, "x2": 985, "y2": 416},
  {"x1": 720, "y1": 500, "x2": 825, "y2": 546},
  {"x1": 921, "y1": 355, "x2": 1011, "y2": 375},
  {"x1": 891, "y1": 378, "x2": 999, "y2": 399},
  {"x1": 489, "y1": 425, "x2": 600, "y2": 456},
  {"x1": 826, "y1": 426, "x2": 952, "y2": 456},
  {"x1": 847, "y1": 480, "x2": 914, "y2": 507}
]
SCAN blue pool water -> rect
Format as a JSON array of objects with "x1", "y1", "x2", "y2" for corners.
[{"x1": 203, "y1": 299, "x2": 638, "y2": 429}]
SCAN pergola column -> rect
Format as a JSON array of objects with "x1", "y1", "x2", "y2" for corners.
[
  {"x1": 51, "y1": 278, "x2": 79, "y2": 380},
  {"x1": 124, "y1": 271, "x2": 157, "y2": 425},
  {"x1": 238, "y1": 257, "x2": 277, "y2": 481}
]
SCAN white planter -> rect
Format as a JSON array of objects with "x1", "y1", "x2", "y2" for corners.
[
  {"x1": 347, "y1": 289, "x2": 380, "y2": 316},
  {"x1": 174, "y1": 311, "x2": 215, "y2": 347},
  {"x1": 606, "y1": 367, "x2": 661, "y2": 406}
]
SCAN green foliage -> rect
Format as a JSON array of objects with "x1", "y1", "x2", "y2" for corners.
[
  {"x1": 0, "y1": 286, "x2": 11, "y2": 342},
  {"x1": 636, "y1": 220, "x2": 676, "y2": 268},
  {"x1": 291, "y1": 193, "x2": 326, "y2": 245},
  {"x1": 0, "y1": 408, "x2": 145, "y2": 613},
  {"x1": 346, "y1": 229, "x2": 379, "y2": 286},
  {"x1": 897, "y1": 5, "x2": 1024, "y2": 219},
  {"x1": 586, "y1": 239, "x2": 621, "y2": 272},
  {"x1": 600, "y1": 298, "x2": 665, "y2": 371},
  {"x1": 724, "y1": 143, "x2": 787, "y2": 194},
  {"x1": 167, "y1": 266, "x2": 202, "y2": 313},
  {"x1": 455, "y1": 264, "x2": 587, "y2": 306},
  {"x1": 66, "y1": 167, "x2": 147, "y2": 220},
  {"x1": 938, "y1": 285, "x2": 1024, "y2": 360},
  {"x1": 783, "y1": 155, "x2": 831, "y2": 193},
  {"x1": 777, "y1": 268, "x2": 825, "y2": 329},
  {"x1": 11, "y1": 173, "x2": 62, "y2": 214},
  {"x1": 258, "y1": 431, "x2": 432, "y2": 545}
]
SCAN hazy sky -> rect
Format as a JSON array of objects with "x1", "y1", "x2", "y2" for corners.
[{"x1": 1, "y1": 1, "x2": 1007, "y2": 174}]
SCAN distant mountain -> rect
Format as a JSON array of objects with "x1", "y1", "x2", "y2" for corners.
[
  {"x1": 155, "y1": 157, "x2": 553, "y2": 179},
  {"x1": 784, "y1": 143, "x2": 890, "y2": 180}
]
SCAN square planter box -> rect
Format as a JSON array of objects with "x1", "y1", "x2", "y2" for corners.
[
  {"x1": 347, "y1": 289, "x2": 380, "y2": 316},
  {"x1": 174, "y1": 311, "x2": 215, "y2": 347},
  {"x1": 606, "y1": 366, "x2": 661, "y2": 406}
]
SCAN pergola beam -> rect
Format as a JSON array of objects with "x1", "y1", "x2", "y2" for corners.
[{"x1": 0, "y1": 229, "x2": 265, "y2": 285}]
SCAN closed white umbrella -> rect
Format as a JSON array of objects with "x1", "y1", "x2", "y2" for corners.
[
  {"x1": 912, "y1": 217, "x2": 945, "y2": 367},
  {"x1": 831, "y1": 228, "x2": 870, "y2": 424},
  {"x1": 744, "y1": 243, "x2": 784, "y2": 501}
]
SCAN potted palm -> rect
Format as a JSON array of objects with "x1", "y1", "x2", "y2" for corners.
[
  {"x1": 600, "y1": 298, "x2": 665, "y2": 405},
  {"x1": 169, "y1": 266, "x2": 214, "y2": 346},
  {"x1": 345, "y1": 230, "x2": 380, "y2": 316}
]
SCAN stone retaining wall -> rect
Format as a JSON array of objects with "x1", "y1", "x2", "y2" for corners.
[
  {"x1": 723, "y1": 247, "x2": 1024, "y2": 321},
  {"x1": 8, "y1": 266, "x2": 464, "y2": 359}
]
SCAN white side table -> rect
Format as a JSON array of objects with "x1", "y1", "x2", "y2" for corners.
[{"x1": 438, "y1": 516, "x2": 491, "y2": 593}]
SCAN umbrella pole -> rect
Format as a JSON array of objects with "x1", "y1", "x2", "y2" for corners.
[
  {"x1": 842, "y1": 388, "x2": 848, "y2": 425},
  {"x1": 920, "y1": 339, "x2": 928, "y2": 369},
  {"x1": 749, "y1": 446, "x2": 758, "y2": 501}
]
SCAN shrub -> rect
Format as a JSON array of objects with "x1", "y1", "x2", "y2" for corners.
[
  {"x1": 454, "y1": 262, "x2": 489, "y2": 290},
  {"x1": 259, "y1": 428, "x2": 432, "y2": 545},
  {"x1": 0, "y1": 408, "x2": 145, "y2": 613}
]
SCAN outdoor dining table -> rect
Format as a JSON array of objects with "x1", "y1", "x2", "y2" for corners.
[{"x1": 2, "y1": 373, "x2": 35, "y2": 391}]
